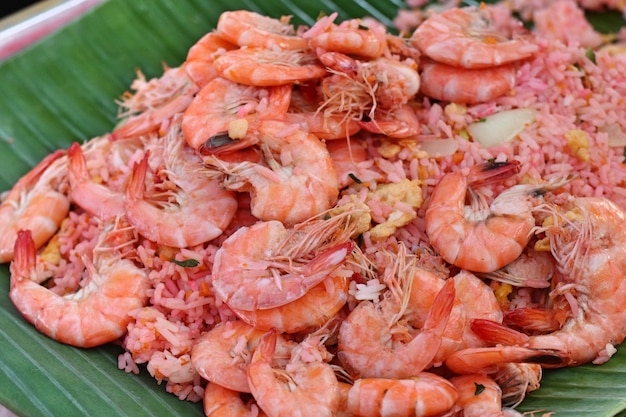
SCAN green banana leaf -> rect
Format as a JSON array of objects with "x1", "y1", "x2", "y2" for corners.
[{"x1": 0, "y1": 0, "x2": 625, "y2": 416}]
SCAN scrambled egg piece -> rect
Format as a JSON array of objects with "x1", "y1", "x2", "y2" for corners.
[
  {"x1": 39, "y1": 234, "x2": 62, "y2": 265},
  {"x1": 328, "y1": 200, "x2": 372, "y2": 237},
  {"x1": 369, "y1": 179, "x2": 423, "y2": 242},
  {"x1": 565, "y1": 129, "x2": 590, "y2": 162}
]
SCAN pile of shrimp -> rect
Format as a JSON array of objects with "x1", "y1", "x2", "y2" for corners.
[{"x1": 2, "y1": 4, "x2": 626, "y2": 417}]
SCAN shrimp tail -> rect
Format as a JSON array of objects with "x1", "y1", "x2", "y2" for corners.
[
  {"x1": 67, "y1": 142, "x2": 87, "y2": 183},
  {"x1": 126, "y1": 151, "x2": 151, "y2": 200},
  {"x1": 470, "y1": 318, "x2": 531, "y2": 346},
  {"x1": 423, "y1": 278, "x2": 456, "y2": 335},
  {"x1": 445, "y1": 346, "x2": 563, "y2": 375},
  {"x1": 9, "y1": 230, "x2": 37, "y2": 281},
  {"x1": 467, "y1": 160, "x2": 521, "y2": 188},
  {"x1": 504, "y1": 308, "x2": 562, "y2": 333},
  {"x1": 304, "y1": 241, "x2": 353, "y2": 276}
]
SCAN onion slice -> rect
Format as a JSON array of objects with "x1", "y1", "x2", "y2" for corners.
[{"x1": 468, "y1": 108, "x2": 536, "y2": 148}]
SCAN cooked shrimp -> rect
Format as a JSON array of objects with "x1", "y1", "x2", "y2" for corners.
[
  {"x1": 343, "y1": 373, "x2": 458, "y2": 417},
  {"x1": 358, "y1": 104, "x2": 421, "y2": 138},
  {"x1": 231, "y1": 271, "x2": 351, "y2": 334},
  {"x1": 326, "y1": 138, "x2": 376, "y2": 188},
  {"x1": 418, "y1": 59, "x2": 517, "y2": 104},
  {"x1": 450, "y1": 374, "x2": 509, "y2": 417},
  {"x1": 213, "y1": 48, "x2": 328, "y2": 87},
  {"x1": 491, "y1": 362, "x2": 542, "y2": 407},
  {"x1": 247, "y1": 329, "x2": 341, "y2": 417},
  {"x1": 470, "y1": 196, "x2": 626, "y2": 367},
  {"x1": 203, "y1": 382, "x2": 267, "y2": 417},
  {"x1": 0, "y1": 149, "x2": 69, "y2": 263},
  {"x1": 182, "y1": 77, "x2": 291, "y2": 150},
  {"x1": 411, "y1": 6, "x2": 538, "y2": 69},
  {"x1": 337, "y1": 259, "x2": 456, "y2": 379},
  {"x1": 191, "y1": 320, "x2": 294, "y2": 393},
  {"x1": 305, "y1": 12, "x2": 387, "y2": 59},
  {"x1": 184, "y1": 31, "x2": 237, "y2": 88},
  {"x1": 67, "y1": 142, "x2": 125, "y2": 221},
  {"x1": 9, "y1": 219, "x2": 150, "y2": 348},
  {"x1": 425, "y1": 161, "x2": 546, "y2": 273},
  {"x1": 202, "y1": 119, "x2": 339, "y2": 226},
  {"x1": 211, "y1": 208, "x2": 362, "y2": 311},
  {"x1": 216, "y1": 10, "x2": 308, "y2": 50},
  {"x1": 111, "y1": 66, "x2": 198, "y2": 140},
  {"x1": 124, "y1": 121, "x2": 238, "y2": 247}
]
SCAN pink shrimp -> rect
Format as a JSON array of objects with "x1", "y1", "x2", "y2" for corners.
[
  {"x1": 450, "y1": 374, "x2": 520, "y2": 417},
  {"x1": 337, "y1": 268, "x2": 456, "y2": 379},
  {"x1": 211, "y1": 209, "x2": 361, "y2": 311},
  {"x1": 216, "y1": 10, "x2": 308, "y2": 50},
  {"x1": 342, "y1": 373, "x2": 459, "y2": 417},
  {"x1": 425, "y1": 161, "x2": 544, "y2": 273},
  {"x1": 418, "y1": 59, "x2": 517, "y2": 104},
  {"x1": 305, "y1": 12, "x2": 387, "y2": 59},
  {"x1": 411, "y1": 6, "x2": 538, "y2": 69},
  {"x1": 0, "y1": 149, "x2": 69, "y2": 263},
  {"x1": 231, "y1": 271, "x2": 350, "y2": 334},
  {"x1": 111, "y1": 66, "x2": 198, "y2": 140},
  {"x1": 182, "y1": 77, "x2": 291, "y2": 150},
  {"x1": 183, "y1": 31, "x2": 237, "y2": 88},
  {"x1": 190, "y1": 320, "x2": 294, "y2": 393},
  {"x1": 67, "y1": 142, "x2": 125, "y2": 221},
  {"x1": 358, "y1": 104, "x2": 421, "y2": 138},
  {"x1": 325, "y1": 138, "x2": 374, "y2": 189},
  {"x1": 124, "y1": 122, "x2": 238, "y2": 247},
  {"x1": 203, "y1": 382, "x2": 267, "y2": 417},
  {"x1": 202, "y1": 119, "x2": 339, "y2": 226},
  {"x1": 9, "y1": 219, "x2": 150, "y2": 348},
  {"x1": 470, "y1": 196, "x2": 626, "y2": 367},
  {"x1": 247, "y1": 329, "x2": 341, "y2": 417},
  {"x1": 213, "y1": 48, "x2": 328, "y2": 87}
]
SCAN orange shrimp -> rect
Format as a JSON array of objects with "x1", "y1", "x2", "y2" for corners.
[
  {"x1": 9, "y1": 219, "x2": 150, "y2": 348},
  {"x1": 202, "y1": 119, "x2": 339, "y2": 226},
  {"x1": 337, "y1": 260, "x2": 456, "y2": 379},
  {"x1": 491, "y1": 362, "x2": 542, "y2": 407},
  {"x1": 211, "y1": 210, "x2": 360, "y2": 311},
  {"x1": 247, "y1": 329, "x2": 341, "y2": 417},
  {"x1": 190, "y1": 320, "x2": 294, "y2": 393},
  {"x1": 216, "y1": 10, "x2": 308, "y2": 50},
  {"x1": 203, "y1": 382, "x2": 267, "y2": 417},
  {"x1": 342, "y1": 373, "x2": 459, "y2": 417},
  {"x1": 470, "y1": 196, "x2": 626, "y2": 367},
  {"x1": 183, "y1": 31, "x2": 237, "y2": 88},
  {"x1": 231, "y1": 271, "x2": 350, "y2": 334},
  {"x1": 358, "y1": 104, "x2": 421, "y2": 138},
  {"x1": 418, "y1": 58, "x2": 517, "y2": 104},
  {"x1": 450, "y1": 374, "x2": 513, "y2": 417},
  {"x1": 425, "y1": 161, "x2": 544, "y2": 273},
  {"x1": 0, "y1": 149, "x2": 69, "y2": 263},
  {"x1": 305, "y1": 12, "x2": 387, "y2": 59},
  {"x1": 213, "y1": 48, "x2": 328, "y2": 87},
  {"x1": 111, "y1": 66, "x2": 198, "y2": 140},
  {"x1": 124, "y1": 122, "x2": 238, "y2": 247},
  {"x1": 67, "y1": 142, "x2": 125, "y2": 221},
  {"x1": 411, "y1": 6, "x2": 538, "y2": 69},
  {"x1": 325, "y1": 138, "x2": 376, "y2": 189},
  {"x1": 182, "y1": 77, "x2": 291, "y2": 150}
]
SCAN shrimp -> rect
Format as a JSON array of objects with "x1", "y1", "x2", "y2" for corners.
[
  {"x1": 326, "y1": 138, "x2": 376, "y2": 189},
  {"x1": 337, "y1": 260, "x2": 456, "y2": 379},
  {"x1": 203, "y1": 383, "x2": 267, "y2": 417},
  {"x1": 470, "y1": 196, "x2": 626, "y2": 367},
  {"x1": 0, "y1": 149, "x2": 69, "y2": 263},
  {"x1": 213, "y1": 48, "x2": 328, "y2": 87},
  {"x1": 202, "y1": 119, "x2": 339, "y2": 226},
  {"x1": 211, "y1": 207, "x2": 363, "y2": 311},
  {"x1": 425, "y1": 161, "x2": 546, "y2": 273},
  {"x1": 67, "y1": 142, "x2": 125, "y2": 221},
  {"x1": 231, "y1": 271, "x2": 351, "y2": 334},
  {"x1": 411, "y1": 6, "x2": 538, "y2": 69},
  {"x1": 216, "y1": 10, "x2": 308, "y2": 50},
  {"x1": 450, "y1": 374, "x2": 512, "y2": 417},
  {"x1": 491, "y1": 362, "x2": 542, "y2": 407},
  {"x1": 182, "y1": 77, "x2": 291, "y2": 150},
  {"x1": 183, "y1": 31, "x2": 237, "y2": 88},
  {"x1": 111, "y1": 66, "x2": 198, "y2": 140},
  {"x1": 342, "y1": 373, "x2": 459, "y2": 417},
  {"x1": 247, "y1": 329, "x2": 341, "y2": 417},
  {"x1": 305, "y1": 13, "x2": 387, "y2": 59},
  {"x1": 9, "y1": 219, "x2": 150, "y2": 348},
  {"x1": 357, "y1": 104, "x2": 421, "y2": 138},
  {"x1": 124, "y1": 121, "x2": 238, "y2": 247},
  {"x1": 418, "y1": 59, "x2": 517, "y2": 104},
  {"x1": 190, "y1": 320, "x2": 294, "y2": 393}
]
